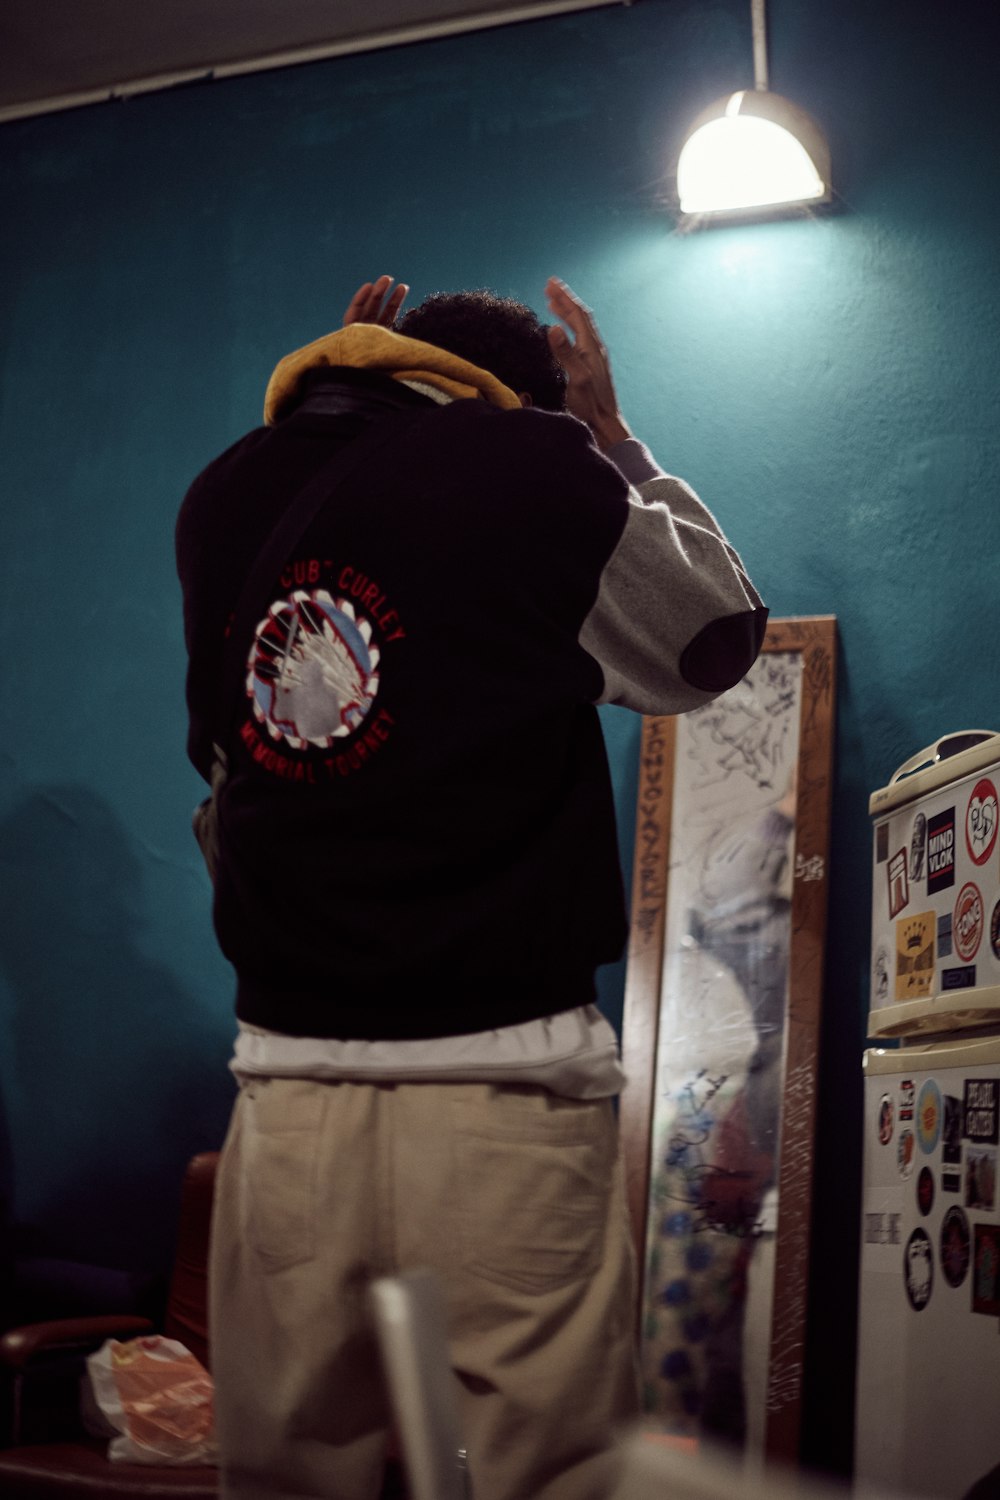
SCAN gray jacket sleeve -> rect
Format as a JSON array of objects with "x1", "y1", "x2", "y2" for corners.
[{"x1": 580, "y1": 438, "x2": 767, "y2": 714}]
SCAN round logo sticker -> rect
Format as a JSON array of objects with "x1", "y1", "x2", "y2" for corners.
[
  {"x1": 904, "y1": 1228, "x2": 933, "y2": 1310},
  {"x1": 966, "y1": 778, "x2": 998, "y2": 866},
  {"x1": 941, "y1": 1207, "x2": 971, "y2": 1289},
  {"x1": 991, "y1": 900, "x2": 1000, "y2": 962},
  {"x1": 898, "y1": 1128, "x2": 915, "y2": 1179},
  {"x1": 917, "y1": 1078, "x2": 942, "y2": 1154},
  {"x1": 917, "y1": 1166, "x2": 935, "y2": 1215},
  {"x1": 954, "y1": 883, "x2": 984, "y2": 962},
  {"x1": 878, "y1": 1093, "x2": 894, "y2": 1145}
]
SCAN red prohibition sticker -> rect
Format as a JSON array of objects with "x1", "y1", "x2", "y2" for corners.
[
  {"x1": 965, "y1": 778, "x2": 998, "y2": 866},
  {"x1": 954, "y1": 882, "x2": 984, "y2": 961}
]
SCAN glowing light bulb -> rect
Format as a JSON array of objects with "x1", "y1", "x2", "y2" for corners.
[{"x1": 676, "y1": 90, "x2": 830, "y2": 221}]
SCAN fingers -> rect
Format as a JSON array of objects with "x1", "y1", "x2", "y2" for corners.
[
  {"x1": 546, "y1": 276, "x2": 586, "y2": 318},
  {"x1": 381, "y1": 280, "x2": 409, "y2": 324},
  {"x1": 544, "y1": 276, "x2": 578, "y2": 339},
  {"x1": 342, "y1": 280, "x2": 384, "y2": 325},
  {"x1": 544, "y1": 278, "x2": 630, "y2": 449},
  {"x1": 546, "y1": 322, "x2": 574, "y2": 370},
  {"x1": 544, "y1": 276, "x2": 601, "y2": 353},
  {"x1": 342, "y1": 276, "x2": 409, "y2": 327}
]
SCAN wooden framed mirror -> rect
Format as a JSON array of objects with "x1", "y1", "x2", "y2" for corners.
[{"x1": 620, "y1": 615, "x2": 836, "y2": 1463}]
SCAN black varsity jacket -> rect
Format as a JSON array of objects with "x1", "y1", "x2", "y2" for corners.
[{"x1": 176, "y1": 365, "x2": 765, "y2": 1039}]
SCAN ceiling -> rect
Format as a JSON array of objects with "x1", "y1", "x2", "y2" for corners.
[{"x1": 0, "y1": 0, "x2": 620, "y2": 122}]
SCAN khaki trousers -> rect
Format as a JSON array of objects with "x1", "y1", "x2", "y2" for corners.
[{"x1": 209, "y1": 1078, "x2": 639, "y2": 1500}]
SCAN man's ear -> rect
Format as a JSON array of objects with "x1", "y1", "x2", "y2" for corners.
[{"x1": 518, "y1": 392, "x2": 534, "y2": 408}]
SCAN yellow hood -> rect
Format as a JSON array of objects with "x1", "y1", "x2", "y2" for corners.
[{"x1": 263, "y1": 323, "x2": 521, "y2": 425}]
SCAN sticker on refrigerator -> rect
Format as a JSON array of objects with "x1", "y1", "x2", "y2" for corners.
[
  {"x1": 878, "y1": 1093, "x2": 894, "y2": 1145},
  {"x1": 942, "y1": 965, "x2": 976, "y2": 991},
  {"x1": 899, "y1": 1079, "x2": 915, "y2": 1121},
  {"x1": 965, "y1": 778, "x2": 998, "y2": 867},
  {"x1": 942, "y1": 1169, "x2": 962, "y2": 1194},
  {"x1": 954, "y1": 883, "x2": 985, "y2": 962},
  {"x1": 864, "y1": 1210, "x2": 902, "y2": 1247},
  {"x1": 896, "y1": 912, "x2": 935, "y2": 1000},
  {"x1": 927, "y1": 807, "x2": 956, "y2": 895},
  {"x1": 937, "y1": 912, "x2": 953, "y2": 959},
  {"x1": 964, "y1": 1080, "x2": 999, "y2": 1144},
  {"x1": 904, "y1": 1228, "x2": 934, "y2": 1310},
  {"x1": 972, "y1": 1224, "x2": 1000, "y2": 1315},
  {"x1": 943, "y1": 1095, "x2": 963, "y2": 1163},
  {"x1": 873, "y1": 946, "x2": 890, "y2": 1006},
  {"x1": 910, "y1": 812, "x2": 927, "y2": 881},
  {"x1": 898, "y1": 1128, "x2": 916, "y2": 1179},
  {"x1": 888, "y1": 849, "x2": 910, "y2": 918},
  {"x1": 940, "y1": 1206, "x2": 971, "y2": 1289},
  {"x1": 917, "y1": 1166, "x2": 935, "y2": 1216},
  {"x1": 876, "y1": 821, "x2": 889, "y2": 864},
  {"x1": 862, "y1": 1187, "x2": 904, "y2": 1273},
  {"x1": 991, "y1": 900, "x2": 1000, "y2": 961},
  {"x1": 917, "y1": 1079, "x2": 943, "y2": 1154},
  {"x1": 966, "y1": 1146, "x2": 997, "y2": 1211}
]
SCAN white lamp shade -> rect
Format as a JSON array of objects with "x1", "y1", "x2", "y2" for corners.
[{"x1": 677, "y1": 89, "x2": 831, "y2": 218}]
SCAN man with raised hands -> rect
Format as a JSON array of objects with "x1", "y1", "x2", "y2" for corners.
[{"x1": 177, "y1": 273, "x2": 766, "y2": 1500}]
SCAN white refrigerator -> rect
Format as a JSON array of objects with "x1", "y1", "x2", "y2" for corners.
[{"x1": 856, "y1": 732, "x2": 1000, "y2": 1499}]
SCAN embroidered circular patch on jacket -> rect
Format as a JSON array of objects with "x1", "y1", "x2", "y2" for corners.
[{"x1": 247, "y1": 589, "x2": 380, "y2": 749}]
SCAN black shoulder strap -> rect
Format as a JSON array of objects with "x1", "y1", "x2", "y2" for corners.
[{"x1": 216, "y1": 411, "x2": 414, "y2": 756}]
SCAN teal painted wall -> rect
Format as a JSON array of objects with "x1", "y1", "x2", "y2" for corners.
[{"x1": 1, "y1": 0, "x2": 998, "y2": 1470}]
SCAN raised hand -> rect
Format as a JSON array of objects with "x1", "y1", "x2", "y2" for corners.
[
  {"x1": 342, "y1": 276, "x2": 409, "y2": 328},
  {"x1": 545, "y1": 277, "x2": 632, "y2": 452}
]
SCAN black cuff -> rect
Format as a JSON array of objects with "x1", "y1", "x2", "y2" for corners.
[{"x1": 679, "y1": 607, "x2": 769, "y2": 693}]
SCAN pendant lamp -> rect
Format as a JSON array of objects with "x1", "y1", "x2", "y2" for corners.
[{"x1": 676, "y1": 0, "x2": 831, "y2": 222}]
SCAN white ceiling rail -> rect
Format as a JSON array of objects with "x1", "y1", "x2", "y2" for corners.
[{"x1": 0, "y1": 0, "x2": 627, "y2": 124}]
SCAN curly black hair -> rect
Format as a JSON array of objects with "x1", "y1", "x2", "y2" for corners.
[{"x1": 397, "y1": 290, "x2": 567, "y2": 411}]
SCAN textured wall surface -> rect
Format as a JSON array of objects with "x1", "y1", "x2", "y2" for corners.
[{"x1": 1, "y1": 0, "x2": 998, "y2": 1472}]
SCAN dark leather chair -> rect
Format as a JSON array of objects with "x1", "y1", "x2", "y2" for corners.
[
  {"x1": 0, "y1": 1152, "x2": 219, "y2": 1496},
  {"x1": 0, "y1": 1153, "x2": 408, "y2": 1498}
]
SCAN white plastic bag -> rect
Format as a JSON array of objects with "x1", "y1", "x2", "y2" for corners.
[{"x1": 85, "y1": 1335, "x2": 217, "y2": 1466}]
